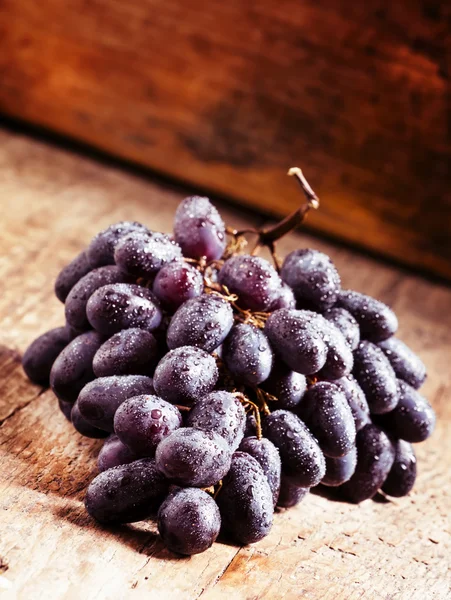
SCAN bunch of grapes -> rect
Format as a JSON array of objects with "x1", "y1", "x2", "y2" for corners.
[{"x1": 22, "y1": 169, "x2": 435, "y2": 556}]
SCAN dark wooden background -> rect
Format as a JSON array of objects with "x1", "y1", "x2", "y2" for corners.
[{"x1": 0, "y1": 0, "x2": 450, "y2": 279}]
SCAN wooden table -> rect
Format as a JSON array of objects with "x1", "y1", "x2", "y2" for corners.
[{"x1": 0, "y1": 128, "x2": 450, "y2": 600}]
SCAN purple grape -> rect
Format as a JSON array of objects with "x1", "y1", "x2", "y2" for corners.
[
  {"x1": 155, "y1": 428, "x2": 232, "y2": 487},
  {"x1": 157, "y1": 488, "x2": 221, "y2": 555},
  {"x1": 263, "y1": 410, "x2": 326, "y2": 487},
  {"x1": 243, "y1": 413, "x2": 258, "y2": 437},
  {"x1": 71, "y1": 401, "x2": 109, "y2": 439},
  {"x1": 334, "y1": 375, "x2": 370, "y2": 431},
  {"x1": 58, "y1": 398, "x2": 73, "y2": 422},
  {"x1": 65, "y1": 266, "x2": 132, "y2": 331},
  {"x1": 152, "y1": 260, "x2": 204, "y2": 311},
  {"x1": 77, "y1": 375, "x2": 155, "y2": 432},
  {"x1": 264, "y1": 309, "x2": 328, "y2": 375},
  {"x1": 376, "y1": 381, "x2": 435, "y2": 443},
  {"x1": 216, "y1": 452, "x2": 274, "y2": 545},
  {"x1": 114, "y1": 394, "x2": 182, "y2": 457},
  {"x1": 321, "y1": 447, "x2": 357, "y2": 487},
  {"x1": 222, "y1": 323, "x2": 273, "y2": 386},
  {"x1": 93, "y1": 329, "x2": 158, "y2": 377},
  {"x1": 50, "y1": 331, "x2": 104, "y2": 403},
  {"x1": 173, "y1": 196, "x2": 226, "y2": 261},
  {"x1": 86, "y1": 283, "x2": 162, "y2": 335},
  {"x1": 281, "y1": 249, "x2": 341, "y2": 311},
  {"x1": 262, "y1": 362, "x2": 307, "y2": 410},
  {"x1": 85, "y1": 458, "x2": 168, "y2": 523},
  {"x1": 318, "y1": 320, "x2": 354, "y2": 380},
  {"x1": 323, "y1": 307, "x2": 360, "y2": 350},
  {"x1": 238, "y1": 436, "x2": 281, "y2": 506},
  {"x1": 340, "y1": 424, "x2": 395, "y2": 503},
  {"x1": 378, "y1": 337, "x2": 426, "y2": 390},
  {"x1": 353, "y1": 341, "x2": 399, "y2": 414},
  {"x1": 218, "y1": 255, "x2": 282, "y2": 312},
  {"x1": 382, "y1": 440, "x2": 417, "y2": 497},
  {"x1": 166, "y1": 294, "x2": 234, "y2": 353},
  {"x1": 87, "y1": 221, "x2": 150, "y2": 268},
  {"x1": 336, "y1": 290, "x2": 398, "y2": 342},
  {"x1": 114, "y1": 230, "x2": 182, "y2": 278},
  {"x1": 298, "y1": 382, "x2": 356, "y2": 458},
  {"x1": 23, "y1": 326, "x2": 72, "y2": 386},
  {"x1": 277, "y1": 474, "x2": 309, "y2": 508},
  {"x1": 153, "y1": 346, "x2": 218, "y2": 405},
  {"x1": 55, "y1": 250, "x2": 92, "y2": 302},
  {"x1": 98, "y1": 435, "x2": 137, "y2": 472},
  {"x1": 268, "y1": 283, "x2": 296, "y2": 311},
  {"x1": 186, "y1": 391, "x2": 246, "y2": 450}
]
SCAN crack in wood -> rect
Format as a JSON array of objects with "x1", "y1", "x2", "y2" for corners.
[
  {"x1": 0, "y1": 556, "x2": 9, "y2": 574},
  {"x1": 0, "y1": 393, "x2": 43, "y2": 428},
  {"x1": 195, "y1": 547, "x2": 243, "y2": 599}
]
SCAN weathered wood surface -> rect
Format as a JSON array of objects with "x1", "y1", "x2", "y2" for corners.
[
  {"x1": 0, "y1": 0, "x2": 450, "y2": 280},
  {"x1": 0, "y1": 128, "x2": 450, "y2": 600}
]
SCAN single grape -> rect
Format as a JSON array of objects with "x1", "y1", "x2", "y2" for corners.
[
  {"x1": 378, "y1": 337, "x2": 426, "y2": 390},
  {"x1": 155, "y1": 428, "x2": 232, "y2": 487},
  {"x1": 382, "y1": 440, "x2": 417, "y2": 497},
  {"x1": 218, "y1": 255, "x2": 282, "y2": 312},
  {"x1": 277, "y1": 474, "x2": 309, "y2": 508},
  {"x1": 280, "y1": 248, "x2": 341, "y2": 311},
  {"x1": 85, "y1": 458, "x2": 168, "y2": 523},
  {"x1": 166, "y1": 294, "x2": 234, "y2": 353},
  {"x1": 298, "y1": 382, "x2": 356, "y2": 458},
  {"x1": 22, "y1": 326, "x2": 72, "y2": 386},
  {"x1": 340, "y1": 424, "x2": 395, "y2": 503},
  {"x1": 87, "y1": 221, "x2": 150, "y2": 268},
  {"x1": 98, "y1": 435, "x2": 138, "y2": 472},
  {"x1": 71, "y1": 401, "x2": 109, "y2": 439},
  {"x1": 50, "y1": 331, "x2": 104, "y2": 402},
  {"x1": 376, "y1": 381, "x2": 435, "y2": 443},
  {"x1": 186, "y1": 391, "x2": 245, "y2": 450},
  {"x1": 264, "y1": 309, "x2": 328, "y2": 375},
  {"x1": 222, "y1": 323, "x2": 273, "y2": 386},
  {"x1": 65, "y1": 266, "x2": 133, "y2": 331},
  {"x1": 114, "y1": 230, "x2": 182, "y2": 278},
  {"x1": 157, "y1": 488, "x2": 221, "y2": 555},
  {"x1": 243, "y1": 413, "x2": 258, "y2": 437},
  {"x1": 334, "y1": 375, "x2": 370, "y2": 431},
  {"x1": 321, "y1": 447, "x2": 357, "y2": 487},
  {"x1": 153, "y1": 346, "x2": 218, "y2": 405},
  {"x1": 238, "y1": 436, "x2": 281, "y2": 506},
  {"x1": 86, "y1": 283, "x2": 162, "y2": 335},
  {"x1": 114, "y1": 394, "x2": 182, "y2": 457},
  {"x1": 318, "y1": 320, "x2": 354, "y2": 380},
  {"x1": 336, "y1": 290, "x2": 398, "y2": 342},
  {"x1": 353, "y1": 341, "x2": 399, "y2": 414},
  {"x1": 55, "y1": 250, "x2": 92, "y2": 302},
  {"x1": 152, "y1": 260, "x2": 204, "y2": 311},
  {"x1": 77, "y1": 375, "x2": 155, "y2": 431},
  {"x1": 323, "y1": 307, "x2": 360, "y2": 350},
  {"x1": 93, "y1": 329, "x2": 158, "y2": 377},
  {"x1": 262, "y1": 410, "x2": 326, "y2": 487},
  {"x1": 261, "y1": 362, "x2": 307, "y2": 410},
  {"x1": 216, "y1": 452, "x2": 274, "y2": 545},
  {"x1": 58, "y1": 398, "x2": 73, "y2": 422},
  {"x1": 173, "y1": 196, "x2": 226, "y2": 261},
  {"x1": 268, "y1": 283, "x2": 296, "y2": 311}
]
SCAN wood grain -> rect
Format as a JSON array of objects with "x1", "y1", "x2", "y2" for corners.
[
  {"x1": 0, "y1": 128, "x2": 450, "y2": 599},
  {"x1": 0, "y1": 0, "x2": 450, "y2": 279}
]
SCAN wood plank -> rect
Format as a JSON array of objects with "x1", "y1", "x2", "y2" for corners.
[
  {"x1": 0, "y1": 128, "x2": 450, "y2": 599},
  {"x1": 0, "y1": 0, "x2": 450, "y2": 279}
]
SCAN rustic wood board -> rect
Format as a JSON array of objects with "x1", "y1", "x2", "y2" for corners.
[
  {"x1": 0, "y1": 0, "x2": 450, "y2": 280},
  {"x1": 0, "y1": 128, "x2": 450, "y2": 600}
]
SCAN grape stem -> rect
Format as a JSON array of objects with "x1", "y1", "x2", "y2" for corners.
[{"x1": 228, "y1": 168, "x2": 319, "y2": 271}]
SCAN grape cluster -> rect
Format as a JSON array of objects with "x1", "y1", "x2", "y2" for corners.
[{"x1": 23, "y1": 190, "x2": 435, "y2": 556}]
